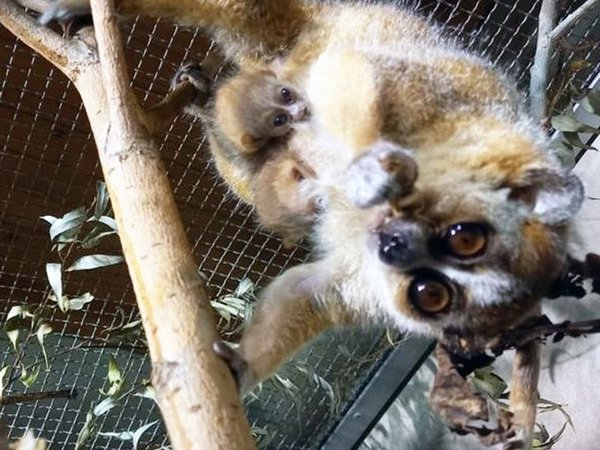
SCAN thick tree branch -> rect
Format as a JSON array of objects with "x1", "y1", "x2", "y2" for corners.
[{"x1": 2, "y1": 0, "x2": 257, "y2": 448}]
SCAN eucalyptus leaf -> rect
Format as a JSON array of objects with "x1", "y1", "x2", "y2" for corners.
[
  {"x1": 581, "y1": 90, "x2": 600, "y2": 115},
  {"x1": 103, "y1": 355, "x2": 123, "y2": 397},
  {"x1": 49, "y1": 208, "x2": 86, "y2": 241},
  {"x1": 132, "y1": 420, "x2": 159, "y2": 449},
  {"x1": 98, "y1": 431, "x2": 134, "y2": 442},
  {"x1": 67, "y1": 293, "x2": 94, "y2": 311},
  {"x1": 551, "y1": 114, "x2": 584, "y2": 132},
  {"x1": 5, "y1": 306, "x2": 33, "y2": 351},
  {"x1": 93, "y1": 397, "x2": 118, "y2": 416},
  {"x1": 46, "y1": 263, "x2": 63, "y2": 301},
  {"x1": 94, "y1": 181, "x2": 110, "y2": 219},
  {"x1": 76, "y1": 410, "x2": 96, "y2": 450},
  {"x1": 472, "y1": 367, "x2": 507, "y2": 399},
  {"x1": 81, "y1": 227, "x2": 118, "y2": 249},
  {"x1": 19, "y1": 364, "x2": 40, "y2": 388},
  {"x1": 563, "y1": 132, "x2": 597, "y2": 150},
  {"x1": 36, "y1": 323, "x2": 52, "y2": 369},
  {"x1": 134, "y1": 385, "x2": 157, "y2": 403},
  {"x1": 66, "y1": 255, "x2": 123, "y2": 272},
  {"x1": 40, "y1": 215, "x2": 57, "y2": 225},
  {"x1": 96, "y1": 216, "x2": 118, "y2": 231},
  {"x1": 0, "y1": 366, "x2": 8, "y2": 399}
]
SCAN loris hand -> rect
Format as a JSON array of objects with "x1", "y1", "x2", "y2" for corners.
[
  {"x1": 213, "y1": 341, "x2": 254, "y2": 395},
  {"x1": 343, "y1": 141, "x2": 418, "y2": 208}
]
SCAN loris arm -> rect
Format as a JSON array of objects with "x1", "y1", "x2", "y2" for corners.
[
  {"x1": 221, "y1": 262, "x2": 355, "y2": 393},
  {"x1": 40, "y1": 0, "x2": 315, "y2": 59}
]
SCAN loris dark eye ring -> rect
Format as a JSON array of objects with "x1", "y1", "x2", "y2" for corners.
[
  {"x1": 408, "y1": 270, "x2": 452, "y2": 315},
  {"x1": 280, "y1": 87, "x2": 295, "y2": 104},
  {"x1": 273, "y1": 113, "x2": 289, "y2": 127},
  {"x1": 441, "y1": 222, "x2": 488, "y2": 259}
]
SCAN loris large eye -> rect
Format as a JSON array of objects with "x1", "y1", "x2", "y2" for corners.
[
  {"x1": 280, "y1": 87, "x2": 295, "y2": 104},
  {"x1": 440, "y1": 222, "x2": 488, "y2": 259},
  {"x1": 408, "y1": 270, "x2": 452, "y2": 315},
  {"x1": 273, "y1": 113, "x2": 289, "y2": 127}
]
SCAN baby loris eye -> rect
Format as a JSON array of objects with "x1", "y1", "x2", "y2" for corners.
[
  {"x1": 408, "y1": 269, "x2": 452, "y2": 315},
  {"x1": 440, "y1": 222, "x2": 488, "y2": 259},
  {"x1": 280, "y1": 87, "x2": 295, "y2": 104},
  {"x1": 273, "y1": 113, "x2": 289, "y2": 127}
]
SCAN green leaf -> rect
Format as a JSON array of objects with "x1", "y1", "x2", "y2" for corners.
[
  {"x1": 563, "y1": 132, "x2": 597, "y2": 150},
  {"x1": 0, "y1": 366, "x2": 8, "y2": 399},
  {"x1": 134, "y1": 385, "x2": 157, "y2": 403},
  {"x1": 54, "y1": 295, "x2": 71, "y2": 313},
  {"x1": 94, "y1": 181, "x2": 110, "y2": 219},
  {"x1": 4, "y1": 306, "x2": 34, "y2": 351},
  {"x1": 551, "y1": 114, "x2": 583, "y2": 132},
  {"x1": 98, "y1": 431, "x2": 134, "y2": 442},
  {"x1": 132, "y1": 420, "x2": 159, "y2": 449},
  {"x1": 49, "y1": 207, "x2": 86, "y2": 241},
  {"x1": 46, "y1": 263, "x2": 63, "y2": 301},
  {"x1": 102, "y1": 355, "x2": 123, "y2": 397},
  {"x1": 471, "y1": 367, "x2": 507, "y2": 399},
  {"x1": 19, "y1": 364, "x2": 40, "y2": 388},
  {"x1": 581, "y1": 90, "x2": 600, "y2": 115},
  {"x1": 67, "y1": 293, "x2": 95, "y2": 311},
  {"x1": 76, "y1": 410, "x2": 96, "y2": 450},
  {"x1": 93, "y1": 397, "x2": 118, "y2": 416},
  {"x1": 66, "y1": 254, "x2": 123, "y2": 272},
  {"x1": 40, "y1": 215, "x2": 57, "y2": 225},
  {"x1": 81, "y1": 226, "x2": 118, "y2": 249},
  {"x1": 37, "y1": 323, "x2": 52, "y2": 369},
  {"x1": 96, "y1": 216, "x2": 118, "y2": 231}
]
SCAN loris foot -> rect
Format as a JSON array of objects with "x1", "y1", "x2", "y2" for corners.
[
  {"x1": 39, "y1": 0, "x2": 92, "y2": 25},
  {"x1": 344, "y1": 141, "x2": 418, "y2": 208},
  {"x1": 171, "y1": 62, "x2": 214, "y2": 109},
  {"x1": 213, "y1": 341, "x2": 253, "y2": 394}
]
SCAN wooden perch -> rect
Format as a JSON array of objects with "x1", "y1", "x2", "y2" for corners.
[
  {"x1": 529, "y1": 0, "x2": 600, "y2": 123},
  {"x1": 0, "y1": 1, "x2": 256, "y2": 448}
]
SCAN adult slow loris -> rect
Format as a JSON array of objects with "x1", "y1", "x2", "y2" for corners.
[
  {"x1": 172, "y1": 61, "x2": 323, "y2": 245},
  {"x1": 42, "y1": 0, "x2": 585, "y2": 443}
]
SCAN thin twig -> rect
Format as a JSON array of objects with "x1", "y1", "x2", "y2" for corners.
[
  {"x1": 550, "y1": 0, "x2": 600, "y2": 43},
  {"x1": 0, "y1": 388, "x2": 77, "y2": 405},
  {"x1": 530, "y1": 0, "x2": 558, "y2": 124}
]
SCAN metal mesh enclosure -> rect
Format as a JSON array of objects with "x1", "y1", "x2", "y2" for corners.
[{"x1": 1, "y1": 0, "x2": 599, "y2": 449}]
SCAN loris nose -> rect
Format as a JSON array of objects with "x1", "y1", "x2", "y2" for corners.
[
  {"x1": 377, "y1": 220, "x2": 426, "y2": 267},
  {"x1": 289, "y1": 104, "x2": 308, "y2": 121}
]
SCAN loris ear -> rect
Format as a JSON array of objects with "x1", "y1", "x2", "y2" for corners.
[
  {"x1": 508, "y1": 168, "x2": 584, "y2": 224},
  {"x1": 240, "y1": 134, "x2": 267, "y2": 153}
]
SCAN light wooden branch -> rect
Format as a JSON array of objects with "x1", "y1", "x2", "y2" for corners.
[
  {"x1": 0, "y1": 0, "x2": 77, "y2": 77},
  {"x1": 530, "y1": 0, "x2": 600, "y2": 123},
  {"x1": 1, "y1": 1, "x2": 257, "y2": 448},
  {"x1": 530, "y1": 0, "x2": 558, "y2": 124},
  {"x1": 550, "y1": 0, "x2": 600, "y2": 43}
]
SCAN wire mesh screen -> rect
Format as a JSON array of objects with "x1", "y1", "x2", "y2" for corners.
[{"x1": 1, "y1": 0, "x2": 599, "y2": 449}]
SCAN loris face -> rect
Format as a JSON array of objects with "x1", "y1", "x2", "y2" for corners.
[
  {"x1": 242, "y1": 76, "x2": 308, "y2": 143},
  {"x1": 341, "y1": 142, "x2": 583, "y2": 346}
]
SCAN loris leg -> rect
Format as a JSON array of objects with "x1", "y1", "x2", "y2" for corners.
[
  {"x1": 216, "y1": 262, "x2": 354, "y2": 393},
  {"x1": 40, "y1": 0, "x2": 315, "y2": 59},
  {"x1": 508, "y1": 340, "x2": 540, "y2": 448}
]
